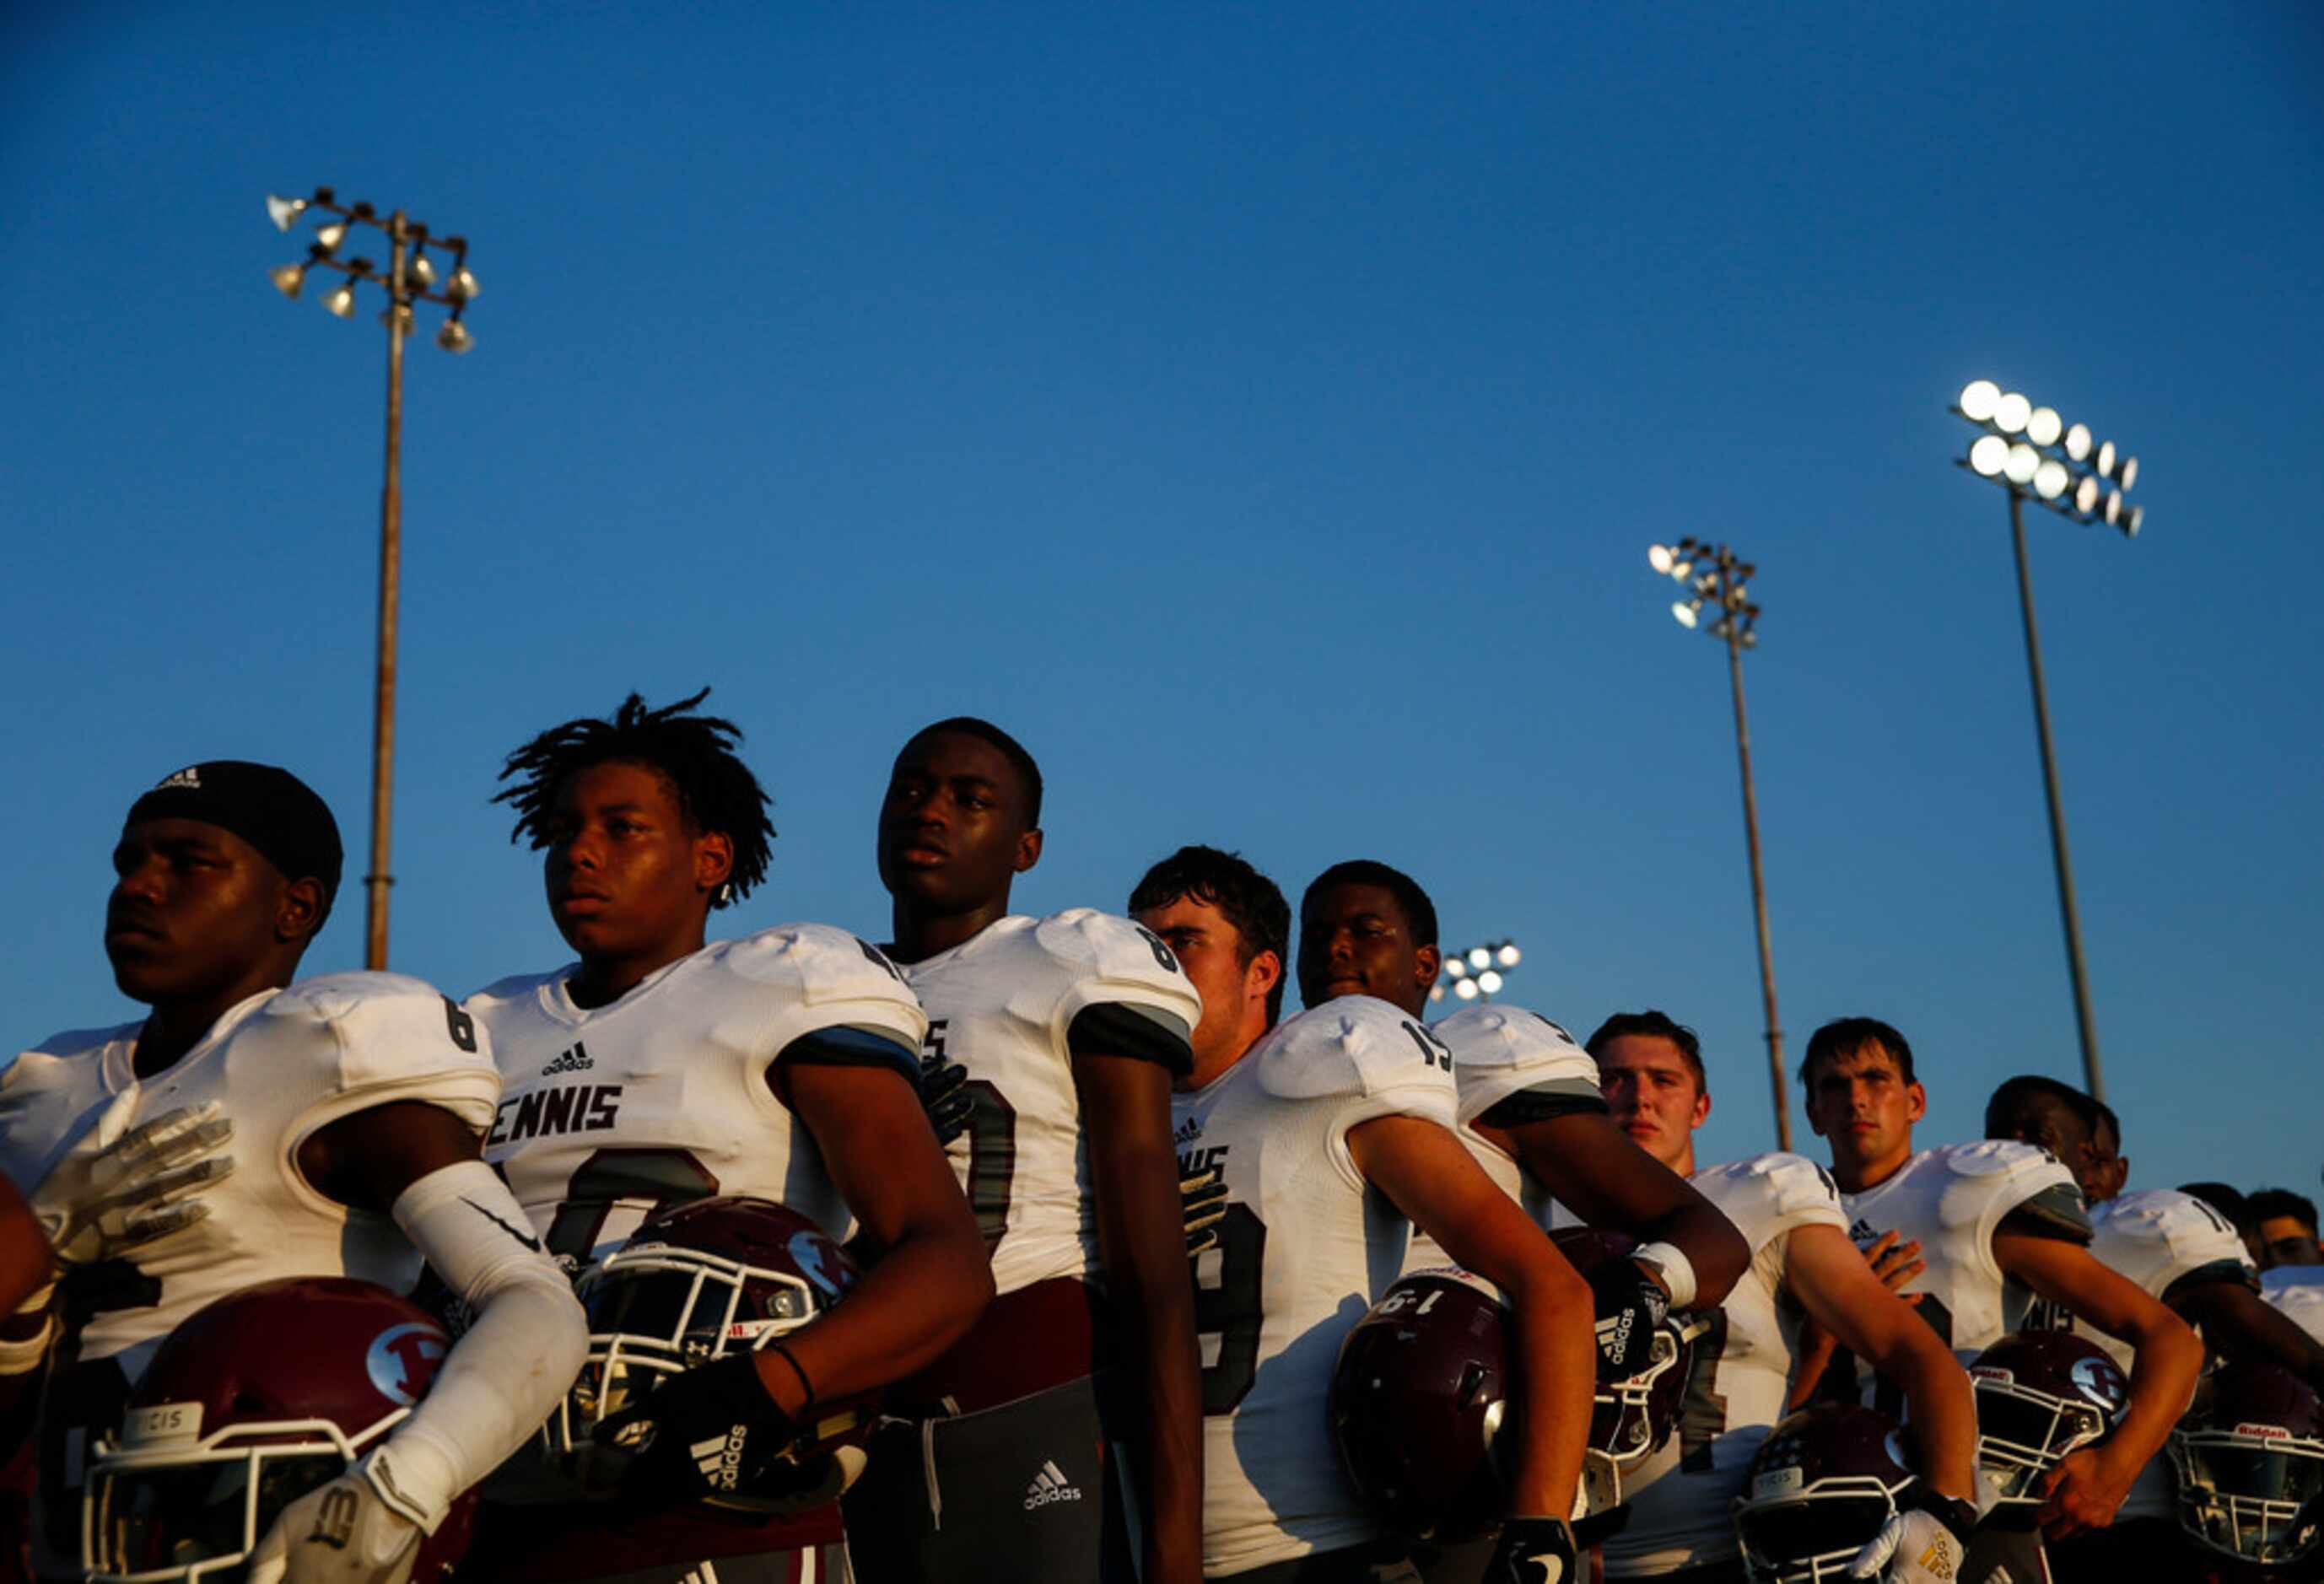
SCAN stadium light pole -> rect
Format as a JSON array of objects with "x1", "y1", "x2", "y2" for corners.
[
  {"x1": 266, "y1": 188, "x2": 478, "y2": 969},
  {"x1": 1647, "y1": 540, "x2": 1790, "y2": 1151},
  {"x1": 1950, "y1": 380, "x2": 2143, "y2": 1103},
  {"x1": 1428, "y1": 940, "x2": 1522, "y2": 1007}
]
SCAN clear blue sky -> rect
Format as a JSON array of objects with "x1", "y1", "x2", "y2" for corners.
[{"x1": 4, "y1": 3, "x2": 2317, "y2": 1195}]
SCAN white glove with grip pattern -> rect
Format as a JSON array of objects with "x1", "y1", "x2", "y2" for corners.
[
  {"x1": 1847, "y1": 1507, "x2": 1968, "y2": 1582},
  {"x1": 34, "y1": 1094, "x2": 235, "y2": 1267},
  {"x1": 244, "y1": 1452, "x2": 428, "y2": 1584}
]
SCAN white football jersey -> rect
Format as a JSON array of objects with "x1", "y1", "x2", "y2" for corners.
[
  {"x1": 2029, "y1": 1188, "x2": 2257, "y2": 1522},
  {"x1": 1835, "y1": 1142, "x2": 2089, "y2": 1413},
  {"x1": 897, "y1": 910, "x2": 1200, "y2": 1297},
  {"x1": 1603, "y1": 1153, "x2": 1848, "y2": 1578},
  {"x1": 467, "y1": 925, "x2": 927, "y2": 1264},
  {"x1": 2262, "y1": 1264, "x2": 2324, "y2": 1345},
  {"x1": 1172, "y1": 996, "x2": 1458, "y2": 1576},
  {"x1": 1406, "y1": 1004, "x2": 1603, "y2": 1269},
  {"x1": 0, "y1": 972, "x2": 499, "y2": 1379}
]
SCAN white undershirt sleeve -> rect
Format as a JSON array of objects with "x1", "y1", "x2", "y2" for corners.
[{"x1": 369, "y1": 1159, "x2": 587, "y2": 1530}]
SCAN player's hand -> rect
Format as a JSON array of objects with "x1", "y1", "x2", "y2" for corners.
[
  {"x1": 1181, "y1": 1167, "x2": 1229, "y2": 1257},
  {"x1": 1585, "y1": 1258, "x2": 1671, "y2": 1381},
  {"x1": 1847, "y1": 1506, "x2": 1971, "y2": 1581},
  {"x1": 35, "y1": 1096, "x2": 235, "y2": 1267},
  {"x1": 1483, "y1": 1515, "x2": 1582, "y2": 1583},
  {"x1": 590, "y1": 1353, "x2": 845, "y2": 1514},
  {"x1": 2034, "y1": 1443, "x2": 2133, "y2": 1540},
  {"x1": 918, "y1": 1052, "x2": 973, "y2": 1148},
  {"x1": 244, "y1": 1465, "x2": 425, "y2": 1584},
  {"x1": 1861, "y1": 1230, "x2": 1927, "y2": 1305}
]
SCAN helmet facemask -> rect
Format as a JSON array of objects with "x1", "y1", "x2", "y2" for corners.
[
  {"x1": 2170, "y1": 1421, "x2": 2324, "y2": 1566},
  {"x1": 1971, "y1": 1371, "x2": 2112, "y2": 1505}
]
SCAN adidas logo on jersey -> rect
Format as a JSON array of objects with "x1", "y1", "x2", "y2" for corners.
[
  {"x1": 1847, "y1": 1219, "x2": 1879, "y2": 1246},
  {"x1": 1023, "y1": 1459, "x2": 1082, "y2": 1510},
  {"x1": 693, "y1": 1425, "x2": 748, "y2": 1492},
  {"x1": 1173, "y1": 1114, "x2": 1202, "y2": 1147},
  {"x1": 541, "y1": 1042, "x2": 594, "y2": 1076}
]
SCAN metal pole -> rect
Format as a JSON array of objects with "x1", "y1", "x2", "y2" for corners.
[
  {"x1": 2006, "y1": 489, "x2": 2105, "y2": 1100},
  {"x1": 364, "y1": 213, "x2": 408, "y2": 970},
  {"x1": 1723, "y1": 595, "x2": 1791, "y2": 1152}
]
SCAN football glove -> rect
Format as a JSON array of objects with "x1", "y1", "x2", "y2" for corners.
[
  {"x1": 590, "y1": 1352, "x2": 847, "y2": 1515},
  {"x1": 1484, "y1": 1515, "x2": 1582, "y2": 1584},
  {"x1": 1585, "y1": 1258, "x2": 1670, "y2": 1382},
  {"x1": 1847, "y1": 1500, "x2": 1973, "y2": 1582},
  {"x1": 918, "y1": 1051, "x2": 974, "y2": 1148},
  {"x1": 1181, "y1": 1167, "x2": 1229, "y2": 1257},
  {"x1": 35, "y1": 1095, "x2": 234, "y2": 1268},
  {"x1": 244, "y1": 1455, "x2": 427, "y2": 1584}
]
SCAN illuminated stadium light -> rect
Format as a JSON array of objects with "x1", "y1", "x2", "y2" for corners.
[
  {"x1": 1945, "y1": 377, "x2": 2150, "y2": 1102},
  {"x1": 1431, "y1": 940, "x2": 1523, "y2": 1005},
  {"x1": 1496, "y1": 943, "x2": 1520, "y2": 967},
  {"x1": 263, "y1": 185, "x2": 483, "y2": 971},
  {"x1": 1639, "y1": 535, "x2": 1791, "y2": 1150}
]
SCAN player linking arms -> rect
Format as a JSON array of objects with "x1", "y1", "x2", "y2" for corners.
[
  {"x1": 1137, "y1": 848, "x2": 1595, "y2": 1583},
  {"x1": 0, "y1": 761, "x2": 585, "y2": 1584}
]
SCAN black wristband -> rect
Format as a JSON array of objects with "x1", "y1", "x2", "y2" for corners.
[{"x1": 1925, "y1": 1494, "x2": 1979, "y2": 1544}]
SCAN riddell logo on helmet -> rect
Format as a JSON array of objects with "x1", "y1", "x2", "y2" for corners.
[{"x1": 2239, "y1": 1422, "x2": 2292, "y2": 1440}]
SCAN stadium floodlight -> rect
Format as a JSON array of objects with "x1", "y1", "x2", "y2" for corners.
[
  {"x1": 1649, "y1": 542, "x2": 1677, "y2": 574},
  {"x1": 1946, "y1": 379, "x2": 2149, "y2": 1102},
  {"x1": 1431, "y1": 939, "x2": 1523, "y2": 1005},
  {"x1": 263, "y1": 186, "x2": 482, "y2": 970},
  {"x1": 1641, "y1": 535, "x2": 1793, "y2": 1150}
]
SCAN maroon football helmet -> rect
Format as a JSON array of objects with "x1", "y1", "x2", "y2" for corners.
[
  {"x1": 1733, "y1": 1404, "x2": 1917, "y2": 1584},
  {"x1": 1549, "y1": 1228, "x2": 1694, "y2": 1472},
  {"x1": 1967, "y1": 1331, "x2": 2127, "y2": 1505},
  {"x1": 81, "y1": 1276, "x2": 477, "y2": 1583},
  {"x1": 2170, "y1": 1360, "x2": 2324, "y2": 1568},
  {"x1": 560, "y1": 1196, "x2": 873, "y2": 1500}
]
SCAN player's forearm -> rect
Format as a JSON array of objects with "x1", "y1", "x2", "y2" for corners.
[
  {"x1": 2109, "y1": 1312, "x2": 2204, "y2": 1471},
  {"x1": 1502, "y1": 1263, "x2": 1593, "y2": 1516},
  {"x1": 1092, "y1": 1143, "x2": 1205, "y2": 1581},
  {"x1": 1639, "y1": 1195, "x2": 1750, "y2": 1309},
  {"x1": 1868, "y1": 1329, "x2": 1978, "y2": 1505},
  {"x1": 2177, "y1": 1284, "x2": 2324, "y2": 1393},
  {"x1": 783, "y1": 1212, "x2": 993, "y2": 1406},
  {"x1": 1787, "y1": 1320, "x2": 1841, "y2": 1410}
]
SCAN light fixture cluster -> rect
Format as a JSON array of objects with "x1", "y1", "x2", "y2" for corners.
[
  {"x1": 267, "y1": 187, "x2": 479, "y2": 353},
  {"x1": 1648, "y1": 536, "x2": 1761, "y2": 646},
  {"x1": 1429, "y1": 940, "x2": 1522, "y2": 1004},
  {"x1": 1954, "y1": 380, "x2": 2141, "y2": 536}
]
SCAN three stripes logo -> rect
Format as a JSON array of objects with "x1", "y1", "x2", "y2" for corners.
[
  {"x1": 691, "y1": 1425, "x2": 748, "y2": 1492},
  {"x1": 1022, "y1": 1459, "x2": 1083, "y2": 1510}
]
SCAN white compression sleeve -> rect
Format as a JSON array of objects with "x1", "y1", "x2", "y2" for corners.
[{"x1": 372, "y1": 1160, "x2": 587, "y2": 1530}]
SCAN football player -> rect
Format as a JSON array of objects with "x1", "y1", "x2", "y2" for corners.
[
  {"x1": 2182, "y1": 1182, "x2": 2269, "y2": 1270},
  {"x1": 1578, "y1": 1011, "x2": 1980, "y2": 1584},
  {"x1": 1797, "y1": 1017, "x2": 2202, "y2": 1553},
  {"x1": 462, "y1": 692, "x2": 994, "y2": 1583},
  {"x1": 1137, "y1": 848, "x2": 1598, "y2": 1583},
  {"x1": 844, "y1": 720, "x2": 1205, "y2": 1584},
  {"x1": 0, "y1": 760, "x2": 586, "y2": 1584},
  {"x1": 2249, "y1": 1189, "x2": 2324, "y2": 1273},
  {"x1": 1986, "y1": 1076, "x2": 2324, "y2": 1583}
]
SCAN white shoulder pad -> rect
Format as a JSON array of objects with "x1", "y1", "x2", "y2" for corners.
[
  {"x1": 265, "y1": 971, "x2": 500, "y2": 1134},
  {"x1": 1257, "y1": 997, "x2": 1455, "y2": 1113},
  {"x1": 1695, "y1": 1152, "x2": 1847, "y2": 1253},
  {"x1": 1035, "y1": 908, "x2": 1204, "y2": 1030},
  {"x1": 2102, "y1": 1189, "x2": 2253, "y2": 1278},
  {"x1": 720, "y1": 924, "x2": 926, "y2": 1052},
  {"x1": 1931, "y1": 1140, "x2": 2084, "y2": 1236},
  {"x1": 1431, "y1": 1003, "x2": 1599, "y2": 1124},
  {"x1": 461, "y1": 968, "x2": 561, "y2": 1016}
]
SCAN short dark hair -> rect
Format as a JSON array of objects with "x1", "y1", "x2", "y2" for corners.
[
  {"x1": 494, "y1": 688, "x2": 774, "y2": 908},
  {"x1": 1129, "y1": 846, "x2": 1291, "y2": 1026},
  {"x1": 1585, "y1": 1010, "x2": 1707, "y2": 1093},
  {"x1": 2091, "y1": 1096, "x2": 2122, "y2": 1153},
  {"x1": 908, "y1": 716, "x2": 1043, "y2": 829},
  {"x1": 1983, "y1": 1075, "x2": 2100, "y2": 1143},
  {"x1": 2249, "y1": 1189, "x2": 2320, "y2": 1238},
  {"x1": 2181, "y1": 1182, "x2": 2253, "y2": 1233},
  {"x1": 1801, "y1": 1016, "x2": 1916, "y2": 1090},
  {"x1": 1302, "y1": 860, "x2": 1437, "y2": 948}
]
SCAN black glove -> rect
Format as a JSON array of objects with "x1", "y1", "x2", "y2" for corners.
[
  {"x1": 1586, "y1": 1258, "x2": 1670, "y2": 1382},
  {"x1": 1485, "y1": 1515, "x2": 1582, "y2": 1584},
  {"x1": 919, "y1": 1053, "x2": 973, "y2": 1148},
  {"x1": 1181, "y1": 1168, "x2": 1230, "y2": 1257},
  {"x1": 591, "y1": 1354, "x2": 820, "y2": 1513}
]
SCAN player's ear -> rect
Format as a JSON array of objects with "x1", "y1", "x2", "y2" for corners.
[
  {"x1": 275, "y1": 876, "x2": 325, "y2": 944},
  {"x1": 1245, "y1": 949, "x2": 1282, "y2": 1007},
  {"x1": 1905, "y1": 1080, "x2": 1928, "y2": 1123},
  {"x1": 1413, "y1": 943, "x2": 1442, "y2": 997},
  {"x1": 1013, "y1": 827, "x2": 1043, "y2": 874},
  {"x1": 693, "y1": 828, "x2": 735, "y2": 895},
  {"x1": 1691, "y1": 1085, "x2": 1712, "y2": 1128}
]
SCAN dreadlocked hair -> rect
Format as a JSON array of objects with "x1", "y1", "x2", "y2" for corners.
[{"x1": 493, "y1": 687, "x2": 774, "y2": 908}]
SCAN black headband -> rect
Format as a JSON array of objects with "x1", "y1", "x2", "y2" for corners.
[{"x1": 125, "y1": 761, "x2": 344, "y2": 909}]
